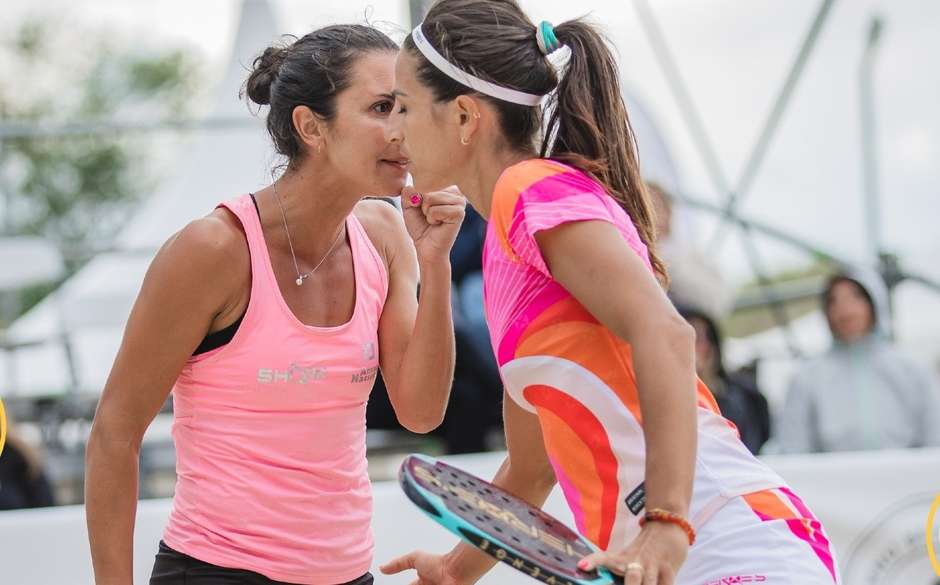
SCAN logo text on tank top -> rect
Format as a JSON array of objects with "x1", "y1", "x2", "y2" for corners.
[
  {"x1": 257, "y1": 363, "x2": 328, "y2": 385},
  {"x1": 256, "y1": 364, "x2": 379, "y2": 384},
  {"x1": 351, "y1": 366, "x2": 378, "y2": 384}
]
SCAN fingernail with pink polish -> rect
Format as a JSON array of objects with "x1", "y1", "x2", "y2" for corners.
[
  {"x1": 577, "y1": 560, "x2": 589, "y2": 570},
  {"x1": 410, "y1": 194, "x2": 422, "y2": 206}
]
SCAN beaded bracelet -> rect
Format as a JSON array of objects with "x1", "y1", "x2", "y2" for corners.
[{"x1": 638, "y1": 508, "x2": 696, "y2": 546}]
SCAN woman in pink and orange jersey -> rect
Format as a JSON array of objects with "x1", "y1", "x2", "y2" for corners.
[
  {"x1": 85, "y1": 25, "x2": 464, "y2": 585},
  {"x1": 381, "y1": 2, "x2": 839, "y2": 584}
]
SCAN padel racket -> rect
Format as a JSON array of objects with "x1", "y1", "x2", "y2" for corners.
[{"x1": 399, "y1": 454, "x2": 622, "y2": 585}]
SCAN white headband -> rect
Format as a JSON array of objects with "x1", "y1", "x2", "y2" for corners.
[{"x1": 411, "y1": 23, "x2": 545, "y2": 107}]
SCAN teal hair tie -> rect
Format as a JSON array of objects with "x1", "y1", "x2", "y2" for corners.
[{"x1": 536, "y1": 20, "x2": 561, "y2": 55}]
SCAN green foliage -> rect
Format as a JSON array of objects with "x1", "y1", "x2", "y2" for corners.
[{"x1": 0, "y1": 17, "x2": 202, "y2": 316}]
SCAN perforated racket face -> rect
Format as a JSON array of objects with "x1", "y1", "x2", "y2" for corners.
[{"x1": 401, "y1": 455, "x2": 608, "y2": 585}]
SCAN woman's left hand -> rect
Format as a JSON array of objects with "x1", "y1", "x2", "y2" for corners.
[
  {"x1": 402, "y1": 185, "x2": 466, "y2": 263},
  {"x1": 578, "y1": 522, "x2": 690, "y2": 585}
]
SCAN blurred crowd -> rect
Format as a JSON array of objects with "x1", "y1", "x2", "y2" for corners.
[
  {"x1": 364, "y1": 182, "x2": 940, "y2": 459},
  {"x1": 3, "y1": 184, "x2": 940, "y2": 511}
]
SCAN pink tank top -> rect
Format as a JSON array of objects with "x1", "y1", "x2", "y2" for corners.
[{"x1": 162, "y1": 194, "x2": 388, "y2": 584}]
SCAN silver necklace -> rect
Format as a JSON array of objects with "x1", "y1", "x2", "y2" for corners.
[{"x1": 272, "y1": 179, "x2": 345, "y2": 286}]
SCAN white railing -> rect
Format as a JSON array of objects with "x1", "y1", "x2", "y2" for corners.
[{"x1": 1, "y1": 448, "x2": 938, "y2": 584}]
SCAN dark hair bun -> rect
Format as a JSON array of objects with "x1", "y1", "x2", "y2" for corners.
[
  {"x1": 242, "y1": 25, "x2": 397, "y2": 166},
  {"x1": 245, "y1": 45, "x2": 287, "y2": 106}
]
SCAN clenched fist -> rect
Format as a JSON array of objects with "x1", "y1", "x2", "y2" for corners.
[{"x1": 402, "y1": 185, "x2": 467, "y2": 264}]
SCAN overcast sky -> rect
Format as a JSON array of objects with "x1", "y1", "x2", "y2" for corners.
[{"x1": 5, "y1": 0, "x2": 939, "y2": 286}]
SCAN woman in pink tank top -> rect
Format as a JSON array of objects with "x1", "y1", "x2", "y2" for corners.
[{"x1": 85, "y1": 25, "x2": 465, "y2": 585}]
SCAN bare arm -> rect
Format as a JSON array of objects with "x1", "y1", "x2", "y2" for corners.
[
  {"x1": 536, "y1": 220, "x2": 697, "y2": 521},
  {"x1": 383, "y1": 218, "x2": 696, "y2": 584},
  {"x1": 443, "y1": 393, "x2": 558, "y2": 582},
  {"x1": 85, "y1": 214, "x2": 245, "y2": 584},
  {"x1": 381, "y1": 392, "x2": 557, "y2": 584},
  {"x1": 374, "y1": 190, "x2": 464, "y2": 432}
]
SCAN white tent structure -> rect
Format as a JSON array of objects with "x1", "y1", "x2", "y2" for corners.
[
  {"x1": 1, "y1": 0, "x2": 686, "y2": 398},
  {"x1": 2, "y1": 0, "x2": 280, "y2": 396},
  {"x1": 4, "y1": 0, "x2": 939, "y2": 400}
]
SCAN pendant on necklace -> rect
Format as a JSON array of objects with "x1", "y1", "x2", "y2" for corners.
[{"x1": 296, "y1": 276, "x2": 304, "y2": 286}]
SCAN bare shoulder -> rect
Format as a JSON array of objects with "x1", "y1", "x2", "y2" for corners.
[
  {"x1": 354, "y1": 197, "x2": 404, "y2": 229},
  {"x1": 353, "y1": 198, "x2": 409, "y2": 269},
  {"x1": 151, "y1": 207, "x2": 250, "y2": 294}
]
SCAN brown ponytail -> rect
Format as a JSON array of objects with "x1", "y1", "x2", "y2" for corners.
[
  {"x1": 406, "y1": 0, "x2": 667, "y2": 284},
  {"x1": 546, "y1": 20, "x2": 667, "y2": 284}
]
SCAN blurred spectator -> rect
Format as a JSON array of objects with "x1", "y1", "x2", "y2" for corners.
[
  {"x1": 678, "y1": 305, "x2": 771, "y2": 454},
  {"x1": 0, "y1": 422, "x2": 55, "y2": 510},
  {"x1": 449, "y1": 206, "x2": 492, "y2": 356},
  {"x1": 435, "y1": 323, "x2": 503, "y2": 453},
  {"x1": 367, "y1": 205, "x2": 502, "y2": 454},
  {"x1": 366, "y1": 323, "x2": 502, "y2": 454},
  {"x1": 438, "y1": 205, "x2": 503, "y2": 452},
  {"x1": 777, "y1": 267, "x2": 940, "y2": 453},
  {"x1": 648, "y1": 182, "x2": 733, "y2": 319},
  {"x1": 450, "y1": 205, "x2": 485, "y2": 288},
  {"x1": 649, "y1": 182, "x2": 769, "y2": 451}
]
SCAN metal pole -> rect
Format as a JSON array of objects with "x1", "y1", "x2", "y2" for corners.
[
  {"x1": 631, "y1": 0, "x2": 733, "y2": 195},
  {"x1": 860, "y1": 15, "x2": 884, "y2": 261},
  {"x1": 0, "y1": 141, "x2": 11, "y2": 233},
  {"x1": 408, "y1": 0, "x2": 432, "y2": 29},
  {"x1": 739, "y1": 225, "x2": 802, "y2": 356},
  {"x1": 709, "y1": 0, "x2": 838, "y2": 251},
  {"x1": 0, "y1": 116, "x2": 255, "y2": 141},
  {"x1": 678, "y1": 192, "x2": 846, "y2": 265},
  {"x1": 631, "y1": 0, "x2": 823, "y2": 347}
]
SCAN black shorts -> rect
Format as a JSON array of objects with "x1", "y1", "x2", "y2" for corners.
[{"x1": 150, "y1": 541, "x2": 374, "y2": 585}]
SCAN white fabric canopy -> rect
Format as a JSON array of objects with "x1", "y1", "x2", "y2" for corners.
[
  {"x1": 1, "y1": 0, "x2": 682, "y2": 397},
  {"x1": 5, "y1": 0, "x2": 939, "y2": 397}
]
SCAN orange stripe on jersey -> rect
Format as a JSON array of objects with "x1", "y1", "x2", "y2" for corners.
[
  {"x1": 744, "y1": 489, "x2": 824, "y2": 547},
  {"x1": 696, "y1": 378, "x2": 722, "y2": 414},
  {"x1": 535, "y1": 407, "x2": 605, "y2": 541},
  {"x1": 743, "y1": 490, "x2": 798, "y2": 521},
  {"x1": 515, "y1": 296, "x2": 597, "y2": 350},
  {"x1": 525, "y1": 384, "x2": 620, "y2": 549},
  {"x1": 694, "y1": 378, "x2": 740, "y2": 434},
  {"x1": 516, "y1": 322, "x2": 643, "y2": 423},
  {"x1": 490, "y1": 161, "x2": 566, "y2": 261}
]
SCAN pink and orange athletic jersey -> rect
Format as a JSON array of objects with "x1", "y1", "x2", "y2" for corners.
[{"x1": 482, "y1": 159, "x2": 785, "y2": 550}]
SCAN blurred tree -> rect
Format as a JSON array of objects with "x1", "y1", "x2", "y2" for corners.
[{"x1": 0, "y1": 17, "x2": 201, "y2": 318}]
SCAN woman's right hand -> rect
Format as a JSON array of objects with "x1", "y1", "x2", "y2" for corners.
[
  {"x1": 380, "y1": 550, "x2": 465, "y2": 585},
  {"x1": 401, "y1": 185, "x2": 466, "y2": 264},
  {"x1": 380, "y1": 400, "x2": 558, "y2": 585}
]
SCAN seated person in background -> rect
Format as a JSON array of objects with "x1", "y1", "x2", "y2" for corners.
[
  {"x1": 449, "y1": 206, "x2": 490, "y2": 349},
  {"x1": 366, "y1": 323, "x2": 502, "y2": 455},
  {"x1": 0, "y1": 421, "x2": 55, "y2": 510},
  {"x1": 648, "y1": 181, "x2": 732, "y2": 320},
  {"x1": 776, "y1": 267, "x2": 940, "y2": 453},
  {"x1": 650, "y1": 182, "x2": 769, "y2": 451},
  {"x1": 678, "y1": 305, "x2": 771, "y2": 454},
  {"x1": 440, "y1": 205, "x2": 504, "y2": 453}
]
